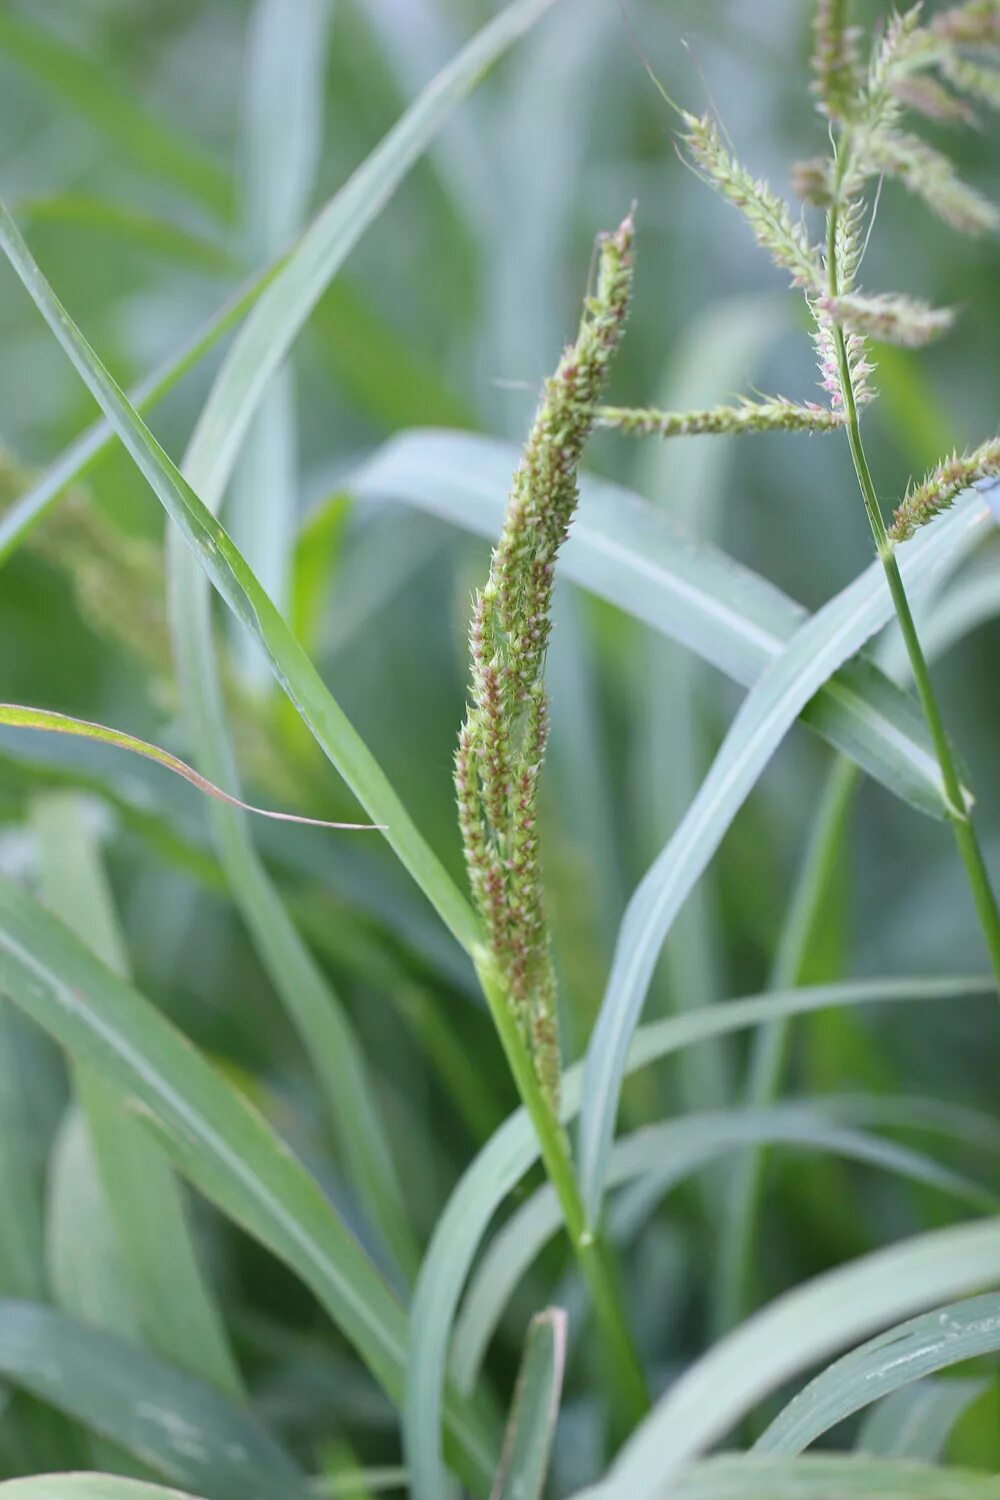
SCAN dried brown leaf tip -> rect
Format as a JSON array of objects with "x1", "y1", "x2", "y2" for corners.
[
  {"x1": 456, "y1": 215, "x2": 634, "y2": 1109},
  {"x1": 889, "y1": 435, "x2": 1000, "y2": 539}
]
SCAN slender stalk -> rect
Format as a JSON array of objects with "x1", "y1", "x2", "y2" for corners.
[
  {"x1": 826, "y1": 146, "x2": 1000, "y2": 991},
  {"x1": 475, "y1": 952, "x2": 649, "y2": 1432}
]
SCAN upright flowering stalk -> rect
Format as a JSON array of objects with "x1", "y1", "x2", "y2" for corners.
[
  {"x1": 598, "y1": 5, "x2": 1000, "y2": 987},
  {"x1": 456, "y1": 214, "x2": 634, "y2": 1110}
]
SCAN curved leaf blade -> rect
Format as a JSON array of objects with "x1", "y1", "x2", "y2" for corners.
[
  {"x1": 598, "y1": 1221, "x2": 1000, "y2": 1500},
  {"x1": 0, "y1": 1482, "x2": 205, "y2": 1500},
  {"x1": 0, "y1": 877, "x2": 496, "y2": 1492},
  {"x1": 0, "y1": 195, "x2": 480, "y2": 954},
  {"x1": 757, "y1": 1292, "x2": 1000, "y2": 1456},
  {"x1": 4, "y1": 705, "x2": 380, "y2": 831},
  {"x1": 578, "y1": 493, "x2": 988, "y2": 1226},
  {"x1": 0, "y1": 1301, "x2": 303, "y2": 1500}
]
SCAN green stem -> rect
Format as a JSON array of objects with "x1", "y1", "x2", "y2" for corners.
[
  {"x1": 826, "y1": 151, "x2": 1000, "y2": 992},
  {"x1": 476, "y1": 953, "x2": 649, "y2": 1434}
]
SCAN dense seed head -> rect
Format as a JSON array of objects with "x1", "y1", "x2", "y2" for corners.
[{"x1": 455, "y1": 215, "x2": 634, "y2": 1109}]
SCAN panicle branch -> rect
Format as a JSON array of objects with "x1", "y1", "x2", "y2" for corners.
[
  {"x1": 869, "y1": 128, "x2": 1000, "y2": 232},
  {"x1": 889, "y1": 435, "x2": 1000, "y2": 539},
  {"x1": 594, "y1": 396, "x2": 844, "y2": 438},
  {"x1": 456, "y1": 215, "x2": 634, "y2": 1109},
  {"x1": 682, "y1": 112, "x2": 824, "y2": 292},
  {"x1": 818, "y1": 289, "x2": 955, "y2": 345},
  {"x1": 932, "y1": 0, "x2": 1000, "y2": 43}
]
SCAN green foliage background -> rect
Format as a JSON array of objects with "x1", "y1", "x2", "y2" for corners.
[{"x1": 0, "y1": 0, "x2": 999, "y2": 1494}]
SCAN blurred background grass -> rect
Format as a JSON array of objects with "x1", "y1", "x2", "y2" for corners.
[{"x1": 1, "y1": 0, "x2": 999, "y2": 1484}]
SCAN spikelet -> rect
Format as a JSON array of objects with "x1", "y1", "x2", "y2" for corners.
[
  {"x1": 682, "y1": 112, "x2": 824, "y2": 292},
  {"x1": 889, "y1": 435, "x2": 1000, "y2": 539},
  {"x1": 594, "y1": 397, "x2": 844, "y2": 438},
  {"x1": 812, "y1": 319, "x2": 876, "y2": 413},
  {"x1": 818, "y1": 290, "x2": 955, "y2": 346},
  {"x1": 833, "y1": 193, "x2": 867, "y2": 292},
  {"x1": 456, "y1": 215, "x2": 634, "y2": 1109}
]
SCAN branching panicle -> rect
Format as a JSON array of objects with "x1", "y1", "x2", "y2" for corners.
[
  {"x1": 889, "y1": 435, "x2": 1000, "y2": 539},
  {"x1": 456, "y1": 215, "x2": 634, "y2": 1108},
  {"x1": 595, "y1": 397, "x2": 844, "y2": 438},
  {"x1": 682, "y1": 112, "x2": 824, "y2": 292}
]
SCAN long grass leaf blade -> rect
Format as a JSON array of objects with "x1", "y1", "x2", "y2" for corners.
[
  {"x1": 0, "y1": 1481, "x2": 207, "y2": 1500},
  {"x1": 0, "y1": 1301, "x2": 304, "y2": 1500},
  {"x1": 0, "y1": 198, "x2": 481, "y2": 953},
  {"x1": 0, "y1": 877, "x2": 496, "y2": 1491},
  {"x1": 578, "y1": 494, "x2": 990, "y2": 1226},
  {"x1": 34, "y1": 793, "x2": 241, "y2": 1394},
  {"x1": 668, "y1": 1454, "x2": 1000, "y2": 1500}
]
